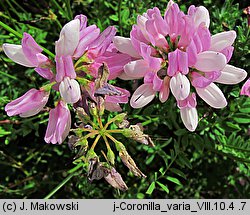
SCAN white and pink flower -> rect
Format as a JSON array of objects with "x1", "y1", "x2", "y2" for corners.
[
  {"x1": 113, "y1": 1, "x2": 247, "y2": 131},
  {"x1": 44, "y1": 101, "x2": 71, "y2": 144}
]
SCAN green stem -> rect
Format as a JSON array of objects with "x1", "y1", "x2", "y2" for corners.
[
  {"x1": 51, "y1": 0, "x2": 70, "y2": 20},
  {"x1": 0, "y1": 71, "x2": 18, "y2": 80},
  {"x1": 103, "y1": 135, "x2": 111, "y2": 150},
  {"x1": 0, "y1": 20, "x2": 22, "y2": 38},
  {"x1": 66, "y1": 0, "x2": 73, "y2": 20},
  {"x1": 141, "y1": 117, "x2": 159, "y2": 126},
  {"x1": 67, "y1": 162, "x2": 84, "y2": 174},
  {"x1": 106, "y1": 133, "x2": 119, "y2": 145},
  {"x1": 10, "y1": 0, "x2": 27, "y2": 13},
  {"x1": 5, "y1": 0, "x2": 20, "y2": 18},
  {"x1": 90, "y1": 134, "x2": 101, "y2": 150},
  {"x1": 44, "y1": 172, "x2": 77, "y2": 199},
  {"x1": 0, "y1": 21, "x2": 55, "y2": 58},
  {"x1": 108, "y1": 129, "x2": 123, "y2": 134}
]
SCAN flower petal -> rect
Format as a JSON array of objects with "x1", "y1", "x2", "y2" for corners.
[
  {"x1": 180, "y1": 107, "x2": 198, "y2": 132},
  {"x1": 195, "y1": 51, "x2": 227, "y2": 72},
  {"x1": 215, "y1": 64, "x2": 247, "y2": 85},
  {"x1": 196, "y1": 83, "x2": 227, "y2": 108},
  {"x1": 153, "y1": 74, "x2": 163, "y2": 91},
  {"x1": 167, "y1": 50, "x2": 178, "y2": 76},
  {"x1": 73, "y1": 25, "x2": 100, "y2": 58},
  {"x1": 59, "y1": 77, "x2": 81, "y2": 104},
  {"x1": 130, "y1": 84, "x2": 155, "y2": 108},
  {"x1": 2, "y1": 44, "x2": 34, "y2": 67},
  {"x1": 88, "y1": 26, "x2": 116, "y2": 57},
  {"x1": 55, "y1": 19, "x2": 80, "y2": 56},
  {"x1": 124, "y1": 59, "x2": 151, "y2": 79},
  {"x1": 210, "y1": 31, "x2": 236, "y2": 52},
  {"x1": 22, "y1": 33, "x2": 44, "y2": 66},
  {"x1": 113, "y1": 36, "x2": 140, "y2": 58},
  {"x1": 105, "y1": 102, "x2": 122, "y2": 112},
  {"x1": 34, "y1": 68, "x2": 54, "y2": 80},
  {"x1": 5, "y1": 89, "x2": 49, "y2": 117},
  {"x1": 44, "y1": 101, "x2": 71, "y2": 144},
  {"x1": 159, "y1": 76, "x2": 170, "y2": 103},
  {"x1": 192, "y1": 6, "x2": 210, "y2": 28},
  {"x1": 170, "y1": 73, "x2": 190, "y2": 100},
  {"x1": 55, "y1": 56, "x2": 76, "y2": 82},
  {"x1": 240, "y1": 79, "x2": 250, "y2": 97}
]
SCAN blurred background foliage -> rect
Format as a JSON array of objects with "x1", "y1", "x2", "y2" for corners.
[{"x1": 0, "y1": 0, "x2": 249, "y2": 198}]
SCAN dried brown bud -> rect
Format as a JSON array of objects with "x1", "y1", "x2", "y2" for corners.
[
  {"x1": 243, "y1": 6, "x2": 250, "y2": 15},
  {"x1": 117, "y1": 119, "x2": 130, "y2": 129},
  {"x1": 95, "y1": 63, "x2": 109, "y2": 90},
  {"x1": 119, "y1": 149, "x2": 146, "y2": 178},
  {"x1": 104, "y1": 167, "x2": 128, "y2": 191},
  {"x1": 68, "y1": 135, "x2": 80, "y2": 150},
  {"x1": 94, "y1": 83, "x2": 122, "y2": 97},
  {"x1": 96, "y1": 96, "x2": 105, "y2": 116},
  {"x1": 87, "y1": 157, "x2": 106, "y2": 182},
  {"x1": 123, "y1": 124, "x2": 155, "y2": 147},
  {"x1": 76, "y1": 107, "x2": 91, "y2": 123}
]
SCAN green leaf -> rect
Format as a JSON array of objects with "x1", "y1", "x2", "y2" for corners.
[
  {"x1": 226, "y1": 122, "x2": 241, "y2": 130},
  {"x1": 109, "y1": 15, "x2": 119, "y2": 21},
  {"x1": 0, "y1": 96, "x2": 9, "y2": 105},
  {"x1": 178, "y1": 152, "x2": 192, "y2": 169},
  {"x1": 121, "y1": 7, "x2": 130, "y2": 23},
  {"x1": 174, "y1": 129, "x2": 187, "y2": 136},
  {"x1": 233, "y1": 113, "x2": 250, "y2": 124},
  {"x1": 169, "y1": 168, "x2": 187, "y2": 179},
  {"x1": 0, "y1": 127, "x2": 11, "y2": 137},
  {"x1": 160, "y1": 138, "x2": 173, "y2": 148},
  {"x1": 137, "y1": 193, "x2": 145, "y2": 199},
  {"x1": 146, "y1": 182, "x2": 155, "y2": 195},
  {"x1": 166, "y1": 176, "x2": 182, "y2": 186},
  {"x1": 239, "y1": 100, "x2": 250, "y2": 113},
  {"x1": 146, "y1": 154, "x2": 155, "y2": 165},
  {"x1": 156, "y1": 181, "x2": 169, "y2": 193}
]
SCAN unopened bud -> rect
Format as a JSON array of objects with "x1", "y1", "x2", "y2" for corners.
[
  {"x1": 113, "y1": 140, "x2": 126, "y2": 152},
  {"x1": 107, "y1": 148, "x2": 115, "y2": 165},
  {"x1": 89, "y1": 101, "x2": 98, "y2": 117}
]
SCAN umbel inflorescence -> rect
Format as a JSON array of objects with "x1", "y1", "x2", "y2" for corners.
[{"x1": 2, "y1": 0, "x2": 248, "y2": 190}]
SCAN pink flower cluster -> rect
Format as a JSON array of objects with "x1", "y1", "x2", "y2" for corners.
[
  {"x1": 113, "y1": 0, "x2": 248, "y2": 131},
  {"x1": 3, "y1": 0, "x2": 249, "y2": 144},
  {"x1": 3, "y1": 15, "x2": 130, "y2": 144}
]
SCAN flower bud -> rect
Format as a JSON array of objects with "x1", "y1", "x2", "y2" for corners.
[
  {"x1": 89, "y1": 101, "x2": 98, "y2": 117},
  {"x1": 107, "y1": 148, "x2": 115, "y2": 165},
  {"x1": 113, "y1": 139, "x2": 126, "y2": 152}
]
